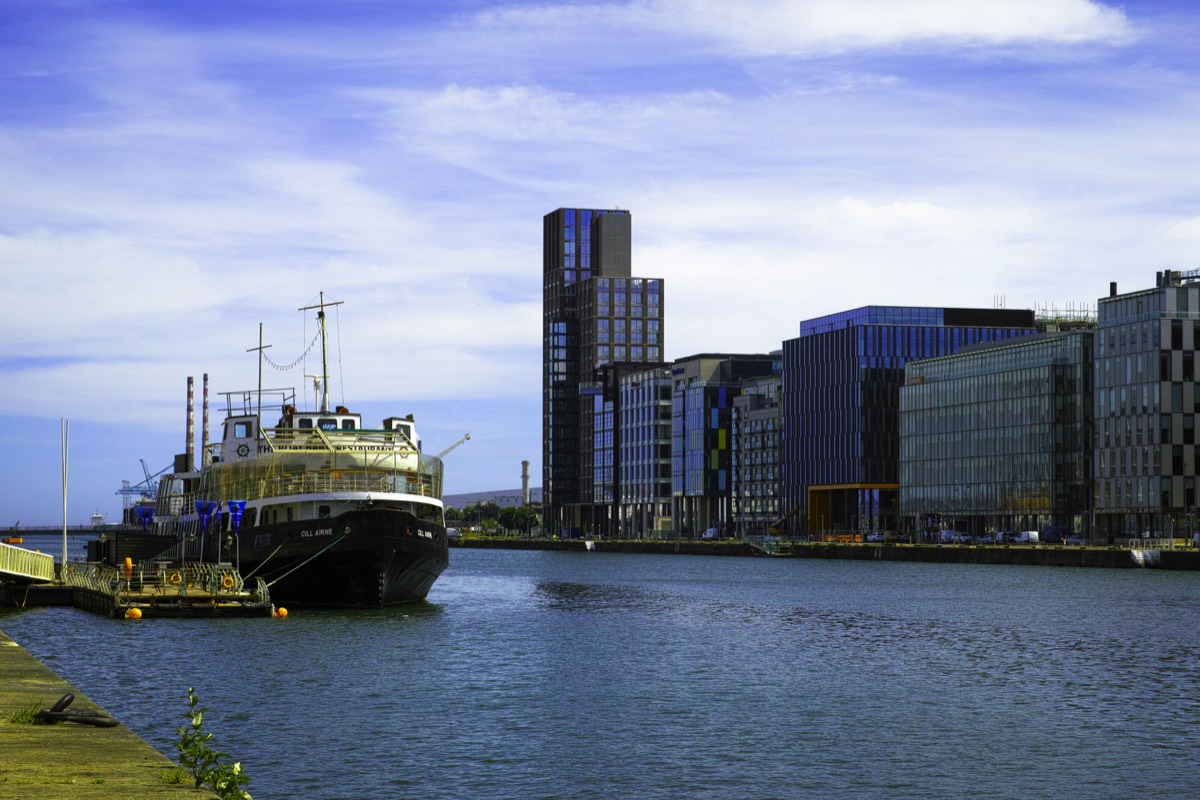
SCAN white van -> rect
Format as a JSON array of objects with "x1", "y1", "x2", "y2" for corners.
[
  {"x1": 937, "y1": 530, "x2": 957, "y2": 544},
  {"x1": 1015, "y1": 530, "x2": 1039, "y2": 544}
]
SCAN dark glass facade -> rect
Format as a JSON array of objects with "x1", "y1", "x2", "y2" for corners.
[
  {"x1": 542, "y1": 208, "x2": 664, "y2": 537},
  {"x1": 782, "y1": 306, "x2": 1037, "y2": 535},
  {"x1": 899, "y1": 330, "x2": 1093, "y2": 539}
]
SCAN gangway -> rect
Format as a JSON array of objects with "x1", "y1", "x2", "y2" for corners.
[{"x1": 0, "y1": 541, "x2": 56, "y2": 583}]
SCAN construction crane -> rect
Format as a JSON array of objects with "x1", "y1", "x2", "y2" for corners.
[
  {"x1": 436, "y1": 434, "x2": 471, "y2": 460},
  {"x1": 115, "y1": 459, "x2": 171, "y2": 510}
]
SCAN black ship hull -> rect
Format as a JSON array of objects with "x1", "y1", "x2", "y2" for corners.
[{"x1": 232, "y1": 507, "x2": 448, "y2": 608}]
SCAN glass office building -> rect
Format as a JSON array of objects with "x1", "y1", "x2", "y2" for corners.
[
  {"x1": 899, "y1": 329, "x2": 1093, "y2": 539},
  {"x1": 782, "y1": 306, "x2": 1037, "y2": 536}
]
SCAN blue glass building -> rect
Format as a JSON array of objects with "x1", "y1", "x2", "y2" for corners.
[{"x1": 781, "y1": 306, "x2": 1037, "y2": 536}]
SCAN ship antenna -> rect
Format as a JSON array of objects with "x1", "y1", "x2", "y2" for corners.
[{"x1": 299, "y1": 292, "x2": 343, "y2": 414}]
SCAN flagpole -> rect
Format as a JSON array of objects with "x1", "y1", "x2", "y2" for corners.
[{"x1": 61, "y1": 418, "x2": 68, "y2": 573}]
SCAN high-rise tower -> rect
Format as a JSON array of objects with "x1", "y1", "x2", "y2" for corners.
[{"x1": 542, "y1": 208, "x2": 664, "y2": 536}]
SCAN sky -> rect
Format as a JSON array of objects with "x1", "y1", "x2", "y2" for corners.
[{"x1": 3, "y1": 0, "x2": 1200, "y2": 526}]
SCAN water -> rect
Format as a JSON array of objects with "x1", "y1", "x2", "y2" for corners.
[{"x1": 4, "y1": 547, "x2": 1200, "y2": 799}]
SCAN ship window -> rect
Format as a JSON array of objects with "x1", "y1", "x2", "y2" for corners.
[
  {"x1": 234, "y1": 421, "x2": 253, "y2": 438},
  {"x1": 244, "y1": 507, "x2": 257, "y2": 528},
  {"x1": 318, "y1": 418, "x2": 337, "y2": 430},
  {"x1": 341, "y1": 419, "x2": 356, "y2": 430},
  {"x1": 286, "y1": 506, "x2": 294, "y2": 522},
  {"x1": 319, "y1": 505, "x2": 331, "y2": 518},
  {"x1": 298, "y1": 419, "x2": 313, "y2": 429}
]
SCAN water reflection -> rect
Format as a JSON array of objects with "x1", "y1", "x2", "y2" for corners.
[{"x1": 533, "y1": 579, "x2": 667, "y2": 612}]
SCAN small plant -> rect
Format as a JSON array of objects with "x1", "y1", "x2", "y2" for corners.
[
  {"x1": 3, "y1": 703, "x2": 45, "y2": 724},
  {"x1": 161, "y1": 766, "x2": 189, "y2": 785},
  {"x1": 174, "y1": 688, "x2": 251, "y2": 800}
]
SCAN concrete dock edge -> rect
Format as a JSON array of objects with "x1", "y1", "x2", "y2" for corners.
[{"x1": 0, "y1": 629, "x2": 216, "y2": 799}]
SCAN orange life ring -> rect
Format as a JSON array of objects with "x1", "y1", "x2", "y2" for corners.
[
  {"x1": 221, "y1": 575, "x2": 234, "y2": 590},
  {"x1": 168, "y1": 572, "x2": 182, "y2": 586}
]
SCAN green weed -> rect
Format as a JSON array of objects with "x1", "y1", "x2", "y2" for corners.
[{"x1": 174, "y1": 688, "x2": 252, "y2": 800}]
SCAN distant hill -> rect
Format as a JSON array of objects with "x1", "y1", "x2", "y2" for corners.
[{"x1": 443, "y1": 488, "x2": 542, "y2": 509}]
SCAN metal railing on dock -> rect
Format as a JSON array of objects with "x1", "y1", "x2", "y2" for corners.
[
  {"x1": 745, "y1": 536, "x2": 800, "y2": 556},
  {"x1": 60, "y1": 561, "x2": 271, "y2": 617},
  {"x1": 0, "y1": 541, "x2": 56, "y2": 583}
]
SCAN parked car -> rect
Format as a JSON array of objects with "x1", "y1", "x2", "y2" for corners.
[
  {"x1": 866, "y1": 532, "x2": 886, "y2": 543},
  {"x1": 701, "y1": 527, "x2": 719, "y2": 540},
  {"x1": 1015, "y1": 530, "x2": 1040, "y2": 544},
  {"x1": 1065, "y1": 535, "x2": 1087, "y2": 545},
  {"x1": 976, "y1": 534, "x2": 996, "y2": 545},
  {"x1": 955, "y1": 534, "x2": 975, "y2": 545}
]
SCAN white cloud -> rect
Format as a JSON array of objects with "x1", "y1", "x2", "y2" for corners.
[
  {"x1": 651, "y1": 0, "x2": 1135, "y2": 55},
  {"x1": 481, "y1": 0, "x2": 1135, "y2": 58}
]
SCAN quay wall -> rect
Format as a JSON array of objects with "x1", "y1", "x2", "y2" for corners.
[{"x1": 451, "y1": 537, "x2": 1200, "y2": 570}]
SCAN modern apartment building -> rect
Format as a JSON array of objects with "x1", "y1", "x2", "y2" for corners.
[
  {"x1": 542, "y1": 208, "x2": 664, "y2": 537},
  {"x1": 1094, "y1": 271, "x2": 1200, "y2": 541},
  {"x1": 781, "y1": 306, "x2": 1037, "y2": 536},
  {"x1": 731, "y1": 366, "x2": 783, "y2": 537},
  {"x1": 671, "y1": 353, "x2": 779, "y2": 538},
  {"x1": 616, "y1": 363, "x2": 673, "y2": 538}
]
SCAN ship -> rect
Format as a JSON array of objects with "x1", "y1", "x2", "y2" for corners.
[{"x1": 140, "y1": 294, "x2": 466, "y2": 607}]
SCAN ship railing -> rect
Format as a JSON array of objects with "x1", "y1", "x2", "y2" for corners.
[
  {"x1": 212, "y1": 464, "x2": 444, "y2": 503},
  {"x1": 262, "y1": 426, "x2": 422, "y2": 456},
  {"x1": 157, "y1": 448, "x2": 445, "y2": 519}
]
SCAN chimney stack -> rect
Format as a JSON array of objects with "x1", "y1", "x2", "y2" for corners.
[{"x1": 186, "y1": 376, "x2": 195, "y2": 471}]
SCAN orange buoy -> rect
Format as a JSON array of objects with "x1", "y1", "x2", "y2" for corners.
[
  {"x1": 123, "y1": 557, "x2": 133, "y2": 580},
  {"x1": 275, "y1": 607, "x2": 288, "y2": 619},
  {"x1": 125, "y1": 607, "x2": 142, "y2": 620}
]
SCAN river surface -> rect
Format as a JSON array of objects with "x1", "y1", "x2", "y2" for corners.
[{"x1": 3, "y1": 546, "x2": 1200, "y2": 800}]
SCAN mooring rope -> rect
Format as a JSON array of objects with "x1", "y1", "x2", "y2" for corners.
[{"x1": 264, "y1": 534, "x2": 348, "y2": 588}]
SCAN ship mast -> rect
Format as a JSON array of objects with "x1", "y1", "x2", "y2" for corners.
[
  {"x1": 246, "y1": 322, "x2": 271, "y2": 428},
  {"x1": 299, "y1": 292, "x2": 343, "y2": 413}
]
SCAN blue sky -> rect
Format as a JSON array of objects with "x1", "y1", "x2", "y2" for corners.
[{"x1": 3, "y1": 0, "x2": 1199, "y2": 526}]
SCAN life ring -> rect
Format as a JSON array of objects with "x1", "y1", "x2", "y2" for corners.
[
  {"x1": 168, "y1": 572, "x2": 182, "y2": 586},
  {"x1": 221, "y1": 575, "x2": 234, "y2": 590}
]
